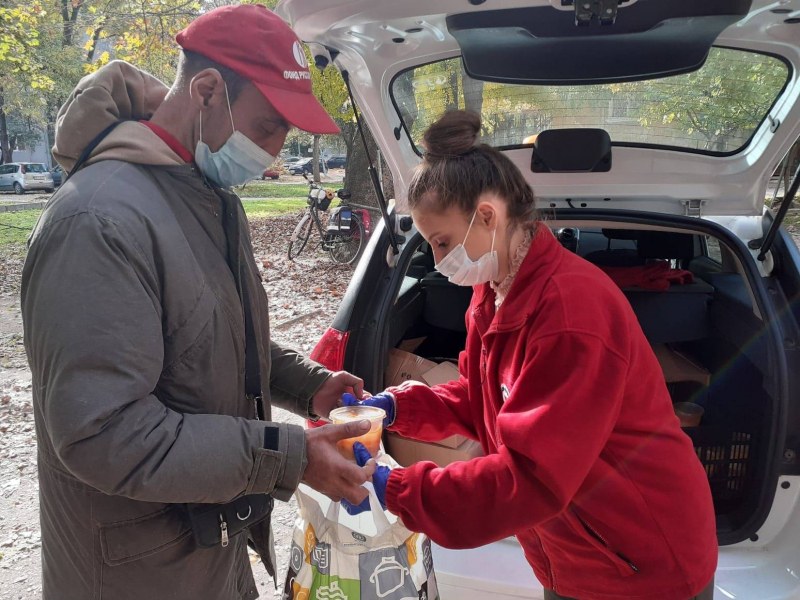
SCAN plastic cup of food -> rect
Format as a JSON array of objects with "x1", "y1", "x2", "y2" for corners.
[
  {"x1": 329, "y1": 405, "x2": 386, "y2": 461},
  {"x1": 673, "y1": 402, "x2": 704, "y2": 428}
]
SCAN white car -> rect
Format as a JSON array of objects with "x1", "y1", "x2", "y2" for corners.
[
  {"x1": 0, "y1": 162, "x2": 55, "y2": 194},
  {"x1": 277, "y1": 1, "x2": 800, "y2": 598}
]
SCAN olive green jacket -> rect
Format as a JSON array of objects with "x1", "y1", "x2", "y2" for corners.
[{"x1": 22, "y1": 61, "x2": 330, "y2": 600}]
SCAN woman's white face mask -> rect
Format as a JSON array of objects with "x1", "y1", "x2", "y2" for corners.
[{"x1": 434, "y1": 210, "x2": 499, "y2": 286}]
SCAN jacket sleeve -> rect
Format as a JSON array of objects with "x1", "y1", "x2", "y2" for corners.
[
  {"x1": 22, "y1": 211, "x2": 303, "y2": 503},
  {"x1": 387, "y1": 349, "x2": 479, "y2": 442},
  {"x1": 385, "y1": 330, "x2": 629, "y2": 549},
  {"x1": 268, "y1": 340, "x2": 331, "y2": 419}
]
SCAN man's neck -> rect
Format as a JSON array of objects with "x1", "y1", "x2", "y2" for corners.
[{"x1": 149, "y1": 97, "x2": 196, "y2": 158}]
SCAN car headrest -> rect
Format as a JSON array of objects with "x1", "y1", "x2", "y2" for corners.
[
  {"x1": 531, "y1": 129, "x2": 612, "y2": 173},
  {"x1": 602, "y1": 228, "x2": 640, "y2": 241},
  {"x1": 637, "y1": 231, "x2": 695, "y2": 259},
  {"x1": 601, "y1": 229, "x2": 696, "y2": 259}
]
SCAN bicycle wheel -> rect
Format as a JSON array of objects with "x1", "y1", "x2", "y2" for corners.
[
  {"x1": 288, "y1": 211, "x2": 314, "y2": 260},
  {"x1": 329, "y1": 214, "x2": 365, "y2": 265}
]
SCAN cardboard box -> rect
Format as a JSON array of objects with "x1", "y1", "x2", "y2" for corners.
[
  {"x1": 385, "y1": 432, "x2": 484, "y2": 468},
  {"x1": 651, "y1": 344, "x2": 710, "y2": 386},
  {"x1": 398, "y1": 337, "x2": 426, "y2": 353},
  {"x1": 420, "y1": 360, "x2": 461, "y2": 386},
  {"x1": 384, "y1": 349, "x2": 460, "y2": 388},
  {"x1": 384, "y1": 349, "x2": 437, "y2": 388},
  {"x1": 384, "y1": 349, "x2": 465, "y2": 448}
]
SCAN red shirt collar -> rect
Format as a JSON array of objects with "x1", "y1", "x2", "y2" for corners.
[{"x1": 139, "y1": 120, "x2": 194, "y2": 163}]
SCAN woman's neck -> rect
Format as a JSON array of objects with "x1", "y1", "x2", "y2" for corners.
[{"x1": 494, "y1": 224, "x2": 528, "y2": 285}]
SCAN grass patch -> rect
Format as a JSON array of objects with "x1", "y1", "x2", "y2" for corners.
[
  {"x1": 0, "y1": 197, "x2": 310, "y2": 247},
  {"x1": 0, "y1": 209, "x2": 42, "y2": 246},
  {"x1": 782, "y1": 210, "x2": 800, "y2": 229},
  {"x1": 242, "y1": 198, "x2": 307, "y2": 218},
  {"x1": 236, "y1": 179, "x2": 342, "y2": 199}
]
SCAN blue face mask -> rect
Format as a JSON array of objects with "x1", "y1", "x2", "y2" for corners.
[{"x1": 195, "y1": 85, "x2": 276, "y2": 188}]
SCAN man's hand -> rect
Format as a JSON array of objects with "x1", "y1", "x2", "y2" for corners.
[
  {"x1": 341, "y1": 442, "x2": 393, "y2": 516},
  {"x1": 311, "y1": 371, "x2": 365, "y2": 419},
  {"x1": 302, "y1": 421, "x2": 376, "y2": 504}
]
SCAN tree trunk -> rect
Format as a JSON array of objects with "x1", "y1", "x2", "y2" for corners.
[
  {"x1": 343, "y1": 124, "x2": 394, "y2": 212},
  {"x1": 0, "y1": 90, "x2": 11, "y2": 164},
  {"x1": 86, "y1": 24, "x2": 105, "y2": 63},
  {"x1": 446, "y1": 63, "x2": 459, "y2": 112},
  {"x1": 312, "y1": 134, "x2": 321, "y2": 183},
  {"x1": 461, "y1": 63, "x2": 484, "y2": 115},
  {"x1": 340, "y1": 122, "x2": 356, "y2": 163},
  {"x1": 61, "y1": 0, "x2": 83, "y2": 47},
  {"x1": 46, "y1": 103, "x2": 58, "y2": 167}
]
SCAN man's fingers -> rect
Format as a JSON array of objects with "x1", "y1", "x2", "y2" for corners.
[
  {"x1": 342, "y1": 372, "x2": 364, "y2": 398},
  {"x1": 343, "y1": 484, "x2": 369, "y2": 506},
  {"x1": 329, "y1": 420, "x2": 371, "y2": 440},
  {"x1": 362, "y1": 459, "x2": 377, "y2": 479}
]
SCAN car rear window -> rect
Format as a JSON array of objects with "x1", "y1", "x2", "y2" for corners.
[
  {"x1": 23, "y1": 164, "x2": 47, "y2": 173},
  {"x1": 391, "y1": 47, "x2": 789, "y2": 156}
]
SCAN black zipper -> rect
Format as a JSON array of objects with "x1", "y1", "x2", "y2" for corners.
[{"x1": 576, "y1": 514, "x2": 639, "y2": 574}]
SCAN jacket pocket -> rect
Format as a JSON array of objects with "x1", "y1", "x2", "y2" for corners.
[
  {"x1": 99, "y1": 504, "x2": 191, "y2": 566},
  {"x1": 566, "y1": 509, "x2": 639, "y2": 577}
]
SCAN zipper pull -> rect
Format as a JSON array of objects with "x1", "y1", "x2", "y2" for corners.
[
  {"x1": 616, "y1": 552, "x2": 639, "y2": 573},
  {"x1": 220, "y1": 515, "x2": 229, "y2": 548}
]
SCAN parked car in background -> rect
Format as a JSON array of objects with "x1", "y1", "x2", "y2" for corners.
[
  {"x1": 326, "y1": 154, "x2": 347, "y2": 169},
  {"x1": 262, "y1": 168, "x2": 280, "y2": 180},
  {"x1": 288, "y1": 157, "x2": 328, "y2": 175},
  {"x1": 282, "y1": 155, "x2": 302, "y2": 164},
  {"x1": 280, "y1": 0, "x2": 800, "y2": 598},
  {"x1": 0, "y1": 162, "x2": 54, "y2": 194},
  {"x1": 50, "y1": 164, "x2": 64, "y2": 187}
]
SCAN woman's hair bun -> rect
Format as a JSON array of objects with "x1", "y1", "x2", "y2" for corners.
[{"x1": 422, "y1": 110, "x2": 480, "y2": 159}]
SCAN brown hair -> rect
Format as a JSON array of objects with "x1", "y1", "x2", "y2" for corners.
[{"x1": 408, "y1": 110, "x2": 536, "y2": 223}]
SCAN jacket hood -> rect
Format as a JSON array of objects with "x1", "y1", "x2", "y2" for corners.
[{"x1": 53, "y1": 60, "x2": 183, "y2": 172}]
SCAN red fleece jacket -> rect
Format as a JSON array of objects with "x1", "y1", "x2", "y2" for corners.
[{"x1": 384, "y1": 226, "x2": 717, "y2": 600}]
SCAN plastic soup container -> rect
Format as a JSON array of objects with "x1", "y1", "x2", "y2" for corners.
[{"x1": 329, "y1": 405, "x2": 386, "y2": 460}]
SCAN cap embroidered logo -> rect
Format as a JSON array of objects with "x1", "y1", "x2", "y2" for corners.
[{"x1": 292, "y1": 40, "x2": 309, "y2": 68}]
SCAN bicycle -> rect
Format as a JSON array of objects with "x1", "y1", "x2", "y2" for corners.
[{"x1": 288, "y1": 174, "x2": 367, "y2": 265}]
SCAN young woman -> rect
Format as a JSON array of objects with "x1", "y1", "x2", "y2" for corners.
[{"x1": 344, "y1": 110, "x2": 717, "y2": 600}]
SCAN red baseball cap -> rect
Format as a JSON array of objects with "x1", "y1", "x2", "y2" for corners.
[{"x1": 176, "y1": 4, "x2": 339, "y2": 135}]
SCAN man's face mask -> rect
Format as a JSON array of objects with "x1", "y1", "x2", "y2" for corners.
[
  {"x1": 195, "y1": 84, "x2": 276, "y2": 188},
  {"x1": 434, "y1": 210, "x2": 499, "y2": 286}
]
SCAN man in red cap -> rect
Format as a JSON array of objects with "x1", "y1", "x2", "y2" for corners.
[{"x1": 23, "y1": 5, "x2": 373, "y2": 599}]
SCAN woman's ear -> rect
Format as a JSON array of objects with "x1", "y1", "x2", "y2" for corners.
[
  {"x1": 189, "y1": 68, "x2": 225, "y2": 111},
  {"x1": 475, "y1": 199, "x2": 499, "y2": 230}
]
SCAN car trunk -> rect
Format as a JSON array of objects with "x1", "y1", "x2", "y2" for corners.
[
  {"x1": 287, "y1": 0, "x2": 798, "y2": 565},
  {"x1": 325, "y1": 210, "x2": 786, "y2": 547}
]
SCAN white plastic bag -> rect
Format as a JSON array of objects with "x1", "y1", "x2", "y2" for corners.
[{"x1": 283, "y1": 463, "x2": 438, "y2": 600}]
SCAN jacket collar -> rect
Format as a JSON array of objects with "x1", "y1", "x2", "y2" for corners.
[{"x1": 472, "y1": 223, "x2": 564, "y2": 335}]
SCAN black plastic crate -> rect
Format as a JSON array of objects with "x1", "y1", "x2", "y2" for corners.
[{"x1": 685, "y1": 425, "x2": 756, "y2": 512}]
